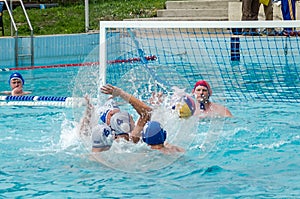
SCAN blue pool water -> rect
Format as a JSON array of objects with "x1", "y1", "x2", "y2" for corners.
[{"x1": 1, "y1": 66, "x2": 300, "y2": 198}]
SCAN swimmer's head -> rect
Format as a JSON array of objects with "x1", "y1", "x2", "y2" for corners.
[
  {"x1": 92, "y1": 124, "x2": 114, "y2": 151},
  {"x1": 142, "y1": 121, "x2": 167, "y2": 145},
  {"x1": 99, "y1": 99, "x2": 120, "y2": 124},
  {"x1": 175, "y1": 95, "x2": 195, "y2": 118},
  {"x1": 110, "y1": 111, "x2": 133, "y2": 135},
  {"x1": 9, "y1": 72, "x2": 24, "y2": 85},
  {"x1": 192, "y1": 80, "x2": 212, "y2": 97}
]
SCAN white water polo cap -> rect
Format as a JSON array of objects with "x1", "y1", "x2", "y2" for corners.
[
  {"x1": 91, "y1": 124, "x2": 114, "y2": 149},
  {"x1": 110, "y1": 111, "x2": 133, "y2": 135},
  {"x1": 98, "y1": 99, "x2": 120, "y2": 124},
  {"x1": 104, "y1": 99, "x2": 119, "y2": 109}
]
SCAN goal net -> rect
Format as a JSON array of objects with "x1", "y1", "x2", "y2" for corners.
[{"x1": 99, "y1": 20, "x2": 300, "y2": 103}]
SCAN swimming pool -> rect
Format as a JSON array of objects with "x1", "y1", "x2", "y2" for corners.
[
  {"x1": 1, "y1": 40, "x2": 300, "y2": 198},
  {"x1": 1, "y1": 72, "x2": 299, "y2": 198}
]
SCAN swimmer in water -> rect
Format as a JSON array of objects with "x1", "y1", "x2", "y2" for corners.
[
  {"x1": 80, "y1": 84, "x2": 152, "y2": 152},
  {"x1": 80, "y1": 84, "x2": 186, "y2": 154},
  {"x1": 1, "y1": 72, "x2": 31, "y2": 96},
  {"x1": 192, "y1": 80, "x2": 233, "y2": 118},
  {"x1": 141, "y1": 121, "x2": 185, "y2": 154}
]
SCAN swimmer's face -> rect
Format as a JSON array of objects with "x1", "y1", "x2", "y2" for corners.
[
  {"x1": 193, "y1": 85, "x2": 209, "y2": 101},
  {"x1": 114, "y1": 133, "x2": 130, "y2": 142},
  {"x1": 10, "y1": 78, "x2": 23, "y2": 89}
]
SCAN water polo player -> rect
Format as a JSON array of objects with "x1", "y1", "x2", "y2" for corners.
[
  {"x1": 192, "y1": 80, "x2": 232, "y2": 117},
  {"x1": 142, "y1": 121, "x2": 185, "y2": 154},
  {"x1": 99, "y1": 105, "x2": 135, "y2": 141},
  {"x1": 80, "y1": 84, "x2": 152, "y2": 152},
  {"x1": 79, "y1": 96, "x2": 115, "y2": 152},
  {"x1": 1, "y1": 72, "x2": 31, "y2": 96},
  {"x1": 100, "y1": 84, "x2": 152, "y2": 142},
  {"x1": 80, "y1": 95, "x2": 141, "y2": 152}
]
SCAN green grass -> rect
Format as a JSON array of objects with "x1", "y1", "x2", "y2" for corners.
[{"x1": 2, "y1": 0, "x2": 166, "y2": 36}]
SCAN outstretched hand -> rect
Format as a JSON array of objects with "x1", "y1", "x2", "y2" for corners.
[{"x1": 100, "y1": 84, "x2": 122, "y2": 98}]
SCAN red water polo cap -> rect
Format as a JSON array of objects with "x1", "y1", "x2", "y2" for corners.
[{"x1": 192, "y1": 80, "x2": 212, "y2": 96}]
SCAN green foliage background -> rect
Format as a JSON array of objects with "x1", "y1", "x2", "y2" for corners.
[{"x1": 1, "y1": 0, "x2": 166, "y2": 36}]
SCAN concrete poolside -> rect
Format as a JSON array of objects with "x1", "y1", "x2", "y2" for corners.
[{"x1": 125, "y1": 0, "x2": 300, "y2": 21}]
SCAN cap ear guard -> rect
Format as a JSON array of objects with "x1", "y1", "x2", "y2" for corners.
[
  {"x1": 110, "y1": 111, "x2": 133, "y2": 135},
  {"x1": 99, "y1": 109, "x2": 111, "y2": 123},
  {"x1": 98, "y1": 99, "x2": 120, "y2": 124},
  {"x1": 92, "y1": 124, "x2": 113, "y2": 149}
]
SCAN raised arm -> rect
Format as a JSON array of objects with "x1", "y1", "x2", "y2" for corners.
[
  {"x1": 100, "y1": 84, "x2": 152, "y2": 141},
  {"x1": 0, "y1": 91, "x2": 12, "y2": 95},
  {"x1": 79, "y1": 95, "x2": 95, "y2": 136}
]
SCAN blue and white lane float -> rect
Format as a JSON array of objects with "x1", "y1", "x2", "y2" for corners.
[{"x1": 0, "y1": 96, "x2": 87, "y2": 107}]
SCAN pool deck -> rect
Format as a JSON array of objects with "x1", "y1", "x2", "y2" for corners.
[{"x1": 125, "y1": 0, "x2": 300, "y2": 21}]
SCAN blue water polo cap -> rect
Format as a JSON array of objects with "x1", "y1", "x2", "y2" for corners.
[
  {"x1": 99, "y1": 109, "x2": 111, "y2": 123},
  {"x1": 142, "y1": 121, "x2": 167, "y2": 145},
  {"x1": 9, "y1": 72, "x2": 25, "y2": 85}
]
